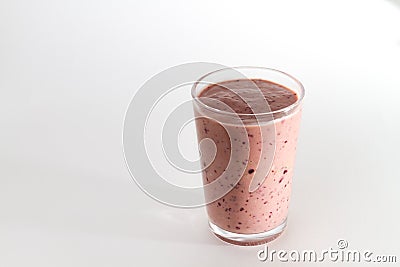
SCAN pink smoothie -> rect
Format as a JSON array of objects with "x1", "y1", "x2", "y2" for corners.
[{"x1": 194, "y1": 79, "x2": 302, "y2": 235}]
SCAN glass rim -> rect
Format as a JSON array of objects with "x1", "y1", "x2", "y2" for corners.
[{"x1": 191, "y1": 66, "x2": 305, "y2": 117}]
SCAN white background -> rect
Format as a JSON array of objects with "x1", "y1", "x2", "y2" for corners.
[{"x1": 1, "y1": 0, "x2": 400, "y2": 266}]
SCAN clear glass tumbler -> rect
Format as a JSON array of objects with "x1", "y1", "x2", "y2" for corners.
[{"x1": 192, "y1": 67, "x2": 304, "y2": 246}]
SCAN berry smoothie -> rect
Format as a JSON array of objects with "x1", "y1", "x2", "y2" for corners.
[{"x1": 193, "y1": 77, "x2": 302, "y2": 245}]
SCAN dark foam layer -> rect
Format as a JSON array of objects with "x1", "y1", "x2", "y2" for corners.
[{"x1": 199, "y1": 79, "x2": 298, "y2": 114}]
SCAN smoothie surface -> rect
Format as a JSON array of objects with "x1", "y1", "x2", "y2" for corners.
[{"x1": 198, "y1": 79, "x2": 298, "y2": 114}]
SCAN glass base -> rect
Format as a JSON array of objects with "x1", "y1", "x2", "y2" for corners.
[{"x1": 209, "y1": 219, "x2": 287, "y2": 246}]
